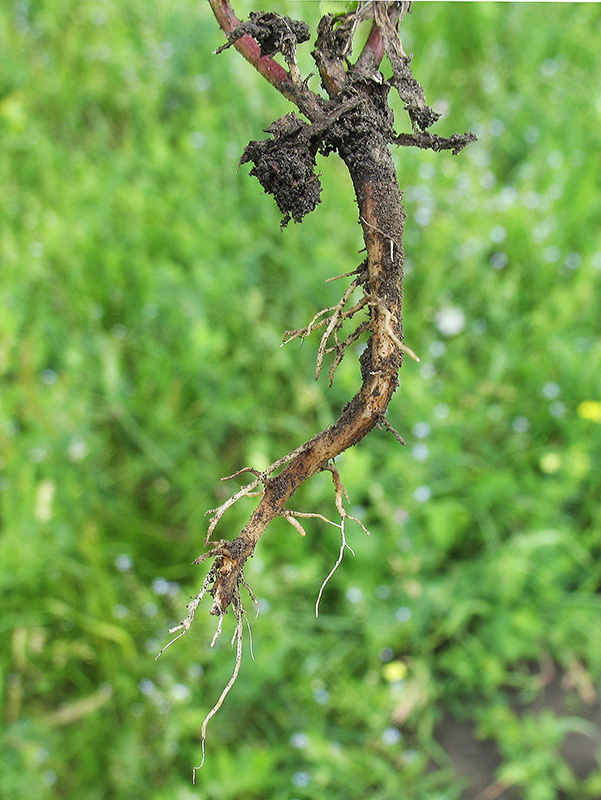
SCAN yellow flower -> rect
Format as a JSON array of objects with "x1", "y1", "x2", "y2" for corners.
[
  {"x1": 577, "y1": 401, "x2": 601, "y2": 423},
  {"x1": 382, "y1": 661, "x2": 408, "y2": 683}
]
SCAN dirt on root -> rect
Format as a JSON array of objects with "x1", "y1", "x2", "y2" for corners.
[
  {"x1": 216, "y1": 10, "x2": 310, "y2": 60},
  {"x1": 239, "y1": 114, "x2": 322, "y2": 227}
]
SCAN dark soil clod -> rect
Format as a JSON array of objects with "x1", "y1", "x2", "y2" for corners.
[
  {"x1": 239, "y1": 113, "x2": 322, "y2": 227},
  {"x1": 216, "y1": 11, "x2": 310, "y2": 63}
]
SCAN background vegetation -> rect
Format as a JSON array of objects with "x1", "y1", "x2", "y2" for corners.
[{"x1": 2, "y1": 1, "x2": 601, "y2": 798}]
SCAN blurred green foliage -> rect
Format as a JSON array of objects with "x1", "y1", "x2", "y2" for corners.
[{"x1": 1, "y1": 1, "x2": 601, "y2": 798}]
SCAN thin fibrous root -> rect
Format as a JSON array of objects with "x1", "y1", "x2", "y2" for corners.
[
  {"x1": 328, "y1": 318, "x2": 371, "y2": 386},
  {"x1": 221, "y1": 466, "x2": 262, "y2": 481},
  {"x1": 193, "y1": 595, "x2": 245, "y2": 784},
  {"x1": 281, "y1": 270, "x2": 369, "y2": 381},
  {"x1": 379, "y1": 416, "x2": 407, "y2": 446},
  {"x1": 323, "y1": 463, "x2": 370, "y2": 536},
  {"x1": 282, "y1": 271, "x2": 419, "y2": 386},
  {"x1": 205, "y1": 478, "x2": 262, "y2": 545},
  {"x1": 154, "y1": 568, "x2": 217, "y2": 660},
  {"x1": 314, "y1": 463, "x2": 371, "y2": 617},
  {"x1": 315, "y1": 516, "x2": 354, "y2": 618},
  {"x1": 210, "y1": 613, "x2": 225, "y2": 647},
  {"x1": 315, "y1": 281, "x2": 367, "y2": 380},
  {"x1": 325, "y1": 267, "x2": 363, "y2": 283},
  {"x1": 241, "y1": 605, "x2": 255, "y2": 661},
  {"x1": 205, "y1": 443, "x2": 312, "y2": 545},
  {"x1": 281, "y1": 508, "x2": 342, "y2": 537},
  {"x1": 278, "y1": 463, "x2": 371, "y2": 616},
  {"x1": 282, "y1": 512, "x2": 308, "y2": 537},
  {"x1": 282, "y1": 304, "x2": 338, "y2": 343},
  {"x1": 193, "y1": 541, "x2": 233, "y2": 564},
  {"x1": 264, "y1": 441, "x2": 310, "y2": 476},
  {"x1": 158, "y1": 564, "x2": 258, "y2": 777},
  {"x1": 240, "y1": 574, "x2": 260, "y2": 617}
]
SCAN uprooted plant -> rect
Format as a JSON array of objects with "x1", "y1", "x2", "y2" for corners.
[{"x1": 156, "y1": 0, "x2": 475, "y2": 779}]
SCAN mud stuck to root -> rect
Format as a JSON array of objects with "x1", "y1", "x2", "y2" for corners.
[
  {"x1": 216, "y1": 11, "x2": 310, "y2": 61},
  {"x1": 239, "y1": 113, "x2": 322, "y2": 227}
]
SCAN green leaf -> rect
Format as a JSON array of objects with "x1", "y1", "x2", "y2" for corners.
[{"x1": 319, "y1": 1, "x2": 358, "y2": 18}]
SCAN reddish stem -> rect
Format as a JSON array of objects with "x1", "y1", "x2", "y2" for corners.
[
  {"x1": 211, "y1": 0, "x2": 289, "y2": 84},
  {"x1": 208, "y1": 0, "x2": 322, "y2": 119},
  {"x1": 353, "y1": 21, "x2": 385, "y2": 75}
]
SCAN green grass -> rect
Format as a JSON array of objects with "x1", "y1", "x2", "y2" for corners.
[{"x1": 2, "y1": 1, "x2": 601, "y2": 798}]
